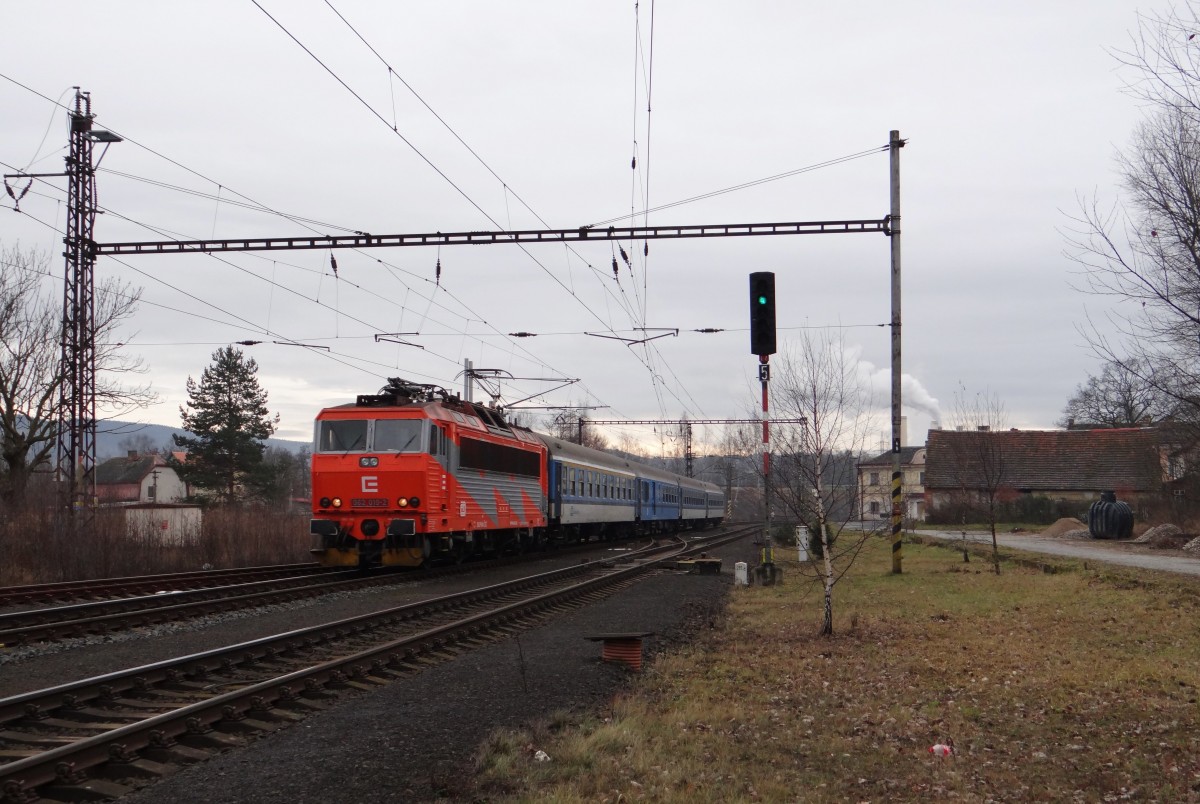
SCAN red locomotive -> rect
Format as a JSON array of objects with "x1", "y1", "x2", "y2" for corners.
[{"x1": 310, "y1": 379, "x2": 725, "y2": 568}]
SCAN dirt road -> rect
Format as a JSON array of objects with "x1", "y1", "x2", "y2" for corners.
[{"x1": 913, "y1": 529, "x2": 1200, "y2": 577}]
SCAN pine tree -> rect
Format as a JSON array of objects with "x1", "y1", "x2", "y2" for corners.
[{"x1": 171, "y1": 346, "x2": 278, "y2": 504}]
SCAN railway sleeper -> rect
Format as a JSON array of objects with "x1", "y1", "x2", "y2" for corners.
[
  {"x1": 214, "y1": 715, "x2": 281, "y2": 737},
  {"x1": 140, "y1": 740, "x2": 211, "y2": 765},
  {"x1": 174, "y1": 723, "x2": 240, "y2": 752},
  {"x1": 41, "y1": 776, "x2": 134, "y2": 803},
  {"x1": 93, "y1": 753, "x2": 173, "y2": 783}
]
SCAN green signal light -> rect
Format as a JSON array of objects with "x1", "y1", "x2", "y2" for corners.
[{"x1": 757, "y1": 295, "x2": 768, "y2": 305}]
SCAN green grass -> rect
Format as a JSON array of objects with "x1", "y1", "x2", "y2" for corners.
[{"x1": 470, "y1": 538, "x2": 1200, "y2": 802}]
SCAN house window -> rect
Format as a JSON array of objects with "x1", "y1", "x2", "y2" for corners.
[
  {"x1": 869, "y1": 501, "x2": 880, "y2": 514},
  {"x1": 1168, "y1": 456, "x2": 1184, "y2": 480},
  {"x1": 919, "y1": 471, "x2": 925, "y2": 485},
  {"x1": 869, "y1": 472, "x2": 879, "y2": 485}
]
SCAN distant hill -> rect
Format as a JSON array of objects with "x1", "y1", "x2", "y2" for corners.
[{"x1": 96, "y1": 420, "x2": 308, "y2": 460}]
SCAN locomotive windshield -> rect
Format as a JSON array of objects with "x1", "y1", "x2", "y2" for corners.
[
  {"x1": 373, "y1": 419, "x2": 423, "y2": 452},
  {"x1": 314, "y1": 418, "x2": 425, "y2": 453},
  {"x1": 317, "y1": 419, "x2": 367, "y2": 452}
]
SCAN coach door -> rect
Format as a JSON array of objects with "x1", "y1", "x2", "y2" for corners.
[{"x1": 638, "y1": 479, "x2": 653, "y2": 519}]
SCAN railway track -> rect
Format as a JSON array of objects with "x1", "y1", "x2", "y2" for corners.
[
  {"x1": 0, "y1": 534, "x2": 737, "y2": 803},
  {"x1": 0, "y1": 564, "x2": 324, "y2": 609},
  {"x1": 0, "y1": 527, "x2": 750, "y2": 648},
  {"x1": 0, "y1": 568, "x2": 382, "y2": 647}
]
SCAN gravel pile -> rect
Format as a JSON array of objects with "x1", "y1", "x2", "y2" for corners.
[
  {"x1": 4, "y1": 537, "x2": 754, "y2": 803},
  {"x1": 1057, "y1": 529, "x2": 1092, "y2": 540},
  {"x1": 1134, "y1": 523, "x2": 1182, "y2": 544},
  {"x1": 1040, "y1": 518, "x2": 1086, "y2": 538}
]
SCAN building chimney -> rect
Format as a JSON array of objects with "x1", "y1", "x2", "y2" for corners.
[
  {"x1": 127, "y1": 450, "x2": 139, "y2": 460},
  {"x1": 977, "y1": 425, "x2": 990, "y2": 432}
]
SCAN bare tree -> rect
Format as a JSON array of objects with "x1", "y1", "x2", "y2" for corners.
[
  {"x1": 0, "y1": 244, "x2": 153, "y2": 509},
  {"x1": 1058, "y1": 357, "x2": 1172, "y2": 428},
  {"x1": 945, "y1": 387, "x2": 1008, "y2": 574},
  {"x1": 116, "y1": 433, "x2": 164, "y2": 457},
  {"x1": 761, "y1": 330, "x2": 878, "y2": 636},
  {"x1": 544, "y1": 408, "x2": 610, "y2": 451},
  {"x1": 1065, "y1": 5, "x2": 1200, "y2": 440}
]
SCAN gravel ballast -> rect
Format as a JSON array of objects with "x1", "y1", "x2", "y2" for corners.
[{"x1": 5, "y1": 537, "x2": 755, "y2": 803}]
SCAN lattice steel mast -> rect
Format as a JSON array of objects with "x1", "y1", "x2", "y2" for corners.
[{"x1": 57, "y1": 89, "x2": 120, "y2": 514}]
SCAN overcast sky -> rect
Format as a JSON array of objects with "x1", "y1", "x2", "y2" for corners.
[{"x1": 0, "y1": 2, "x2": 1152, "y2": 453}]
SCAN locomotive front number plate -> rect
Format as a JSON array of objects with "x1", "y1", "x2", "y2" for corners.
[{"x1": 351, "y1": 498, "x2": 389, "y2": 507}]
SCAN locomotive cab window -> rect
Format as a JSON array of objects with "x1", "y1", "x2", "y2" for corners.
[
  {"x1": 316, "y1": 419, "x2": 368, "y2": 452},
  {"x1": 374, "y1": 419, "x2": 424, "y2": 452},
  {"x1": 430, "y1": 424, "x2": 448, "y2": 456}
]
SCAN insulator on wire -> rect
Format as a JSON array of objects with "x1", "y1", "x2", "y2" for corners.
[
  {"x1": 330, "y1": 255, "x2": 339, "y2": 277},
  {"x1": 619, "y1": 246, "x2": 629, "y2": 265},
  {"x1": 436, "y1": 257, "x2": 442, "y2": 285},
  {"x1": 631, "y1": 155, "x2": 637, "y2": 169},
  {"x1": 643, "y1": 242, "x2": 648, "y2": 257},
  {"x1": 612, "y1": 257, "x2": 619, "y2": 278}
]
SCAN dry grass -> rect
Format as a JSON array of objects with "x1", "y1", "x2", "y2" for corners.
[
  {"x1": 0, "y1": 505, "x2": 310, "y2": 584},
  {"x1": 472, "y1": 539, "x2": 1200, "y2": 802}
]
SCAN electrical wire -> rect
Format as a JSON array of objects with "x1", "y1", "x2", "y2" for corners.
[
  {"x1": 2, "y1": 75, "x2": 632, "y2": 420},
  {"x1": 252, "y1": 3, "x2": 694, "y2": 416},
  {"x1": 589, "y1": 145, "x2": 890, "y2": 227}
]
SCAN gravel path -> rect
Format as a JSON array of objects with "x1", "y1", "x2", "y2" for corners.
[
  {"x1": 914, "y1": 529, "x2": 1200, "y2": 576},
  {"x1": 4, "y1": 536, "x2": 755, "y2": 802}
]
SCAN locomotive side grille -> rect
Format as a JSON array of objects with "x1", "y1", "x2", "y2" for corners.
[{"x1": 457, "y1": 472, "x2": 545, "y2": 525}]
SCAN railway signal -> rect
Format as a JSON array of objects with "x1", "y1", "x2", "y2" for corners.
[
  {"x1": 749, "y1": 271, "x2": 779, "y2": 583},
  {"x1": 749, "y1": 271, "x2": 776, "y2": 356}
]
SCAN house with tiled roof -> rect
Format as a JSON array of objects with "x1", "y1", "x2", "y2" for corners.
[
  {"x1": 856, "y1": 446, "x2": 927, "y2": 522},
  {"x1": 95, "y1": 452, "x2": 188, "y2": 505},
  {"x1": 923, "y1": 427, "x2": 1164, "y2": 521}
]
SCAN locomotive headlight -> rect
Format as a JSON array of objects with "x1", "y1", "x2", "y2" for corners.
[
  {"x1": 359, "y1": 456, "x2": 379, "y2": 468},
  {"x1": 332, "y1": 497, "x2": 343, "y2": 508},
  {"x1": 397, "y1": 497, "x2": 408, "y2": 508}
]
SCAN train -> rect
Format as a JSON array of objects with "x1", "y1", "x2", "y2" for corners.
[{"x1": 309, "y1": 379, "x2": 726, "y2": 568}]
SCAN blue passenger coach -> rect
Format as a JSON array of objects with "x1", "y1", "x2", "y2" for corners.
[{"x1": 535, "y1": 434, "x2": 724, "y2": 539}]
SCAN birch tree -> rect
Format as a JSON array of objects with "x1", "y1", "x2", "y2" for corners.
[{"x1": 758, "y1": 330, "x2": 877, "y2": 636}]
